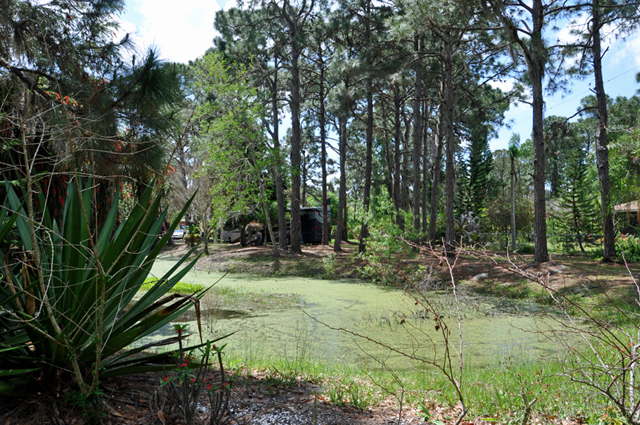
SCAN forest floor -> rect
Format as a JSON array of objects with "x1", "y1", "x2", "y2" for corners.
[
  {"x1": 161, "y1": 239, "x2": 640, "y2": 294},
  {"x1": 0, "y1": 369, "x2": 431, "y2": 425}
]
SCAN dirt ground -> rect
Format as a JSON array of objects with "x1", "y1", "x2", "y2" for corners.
[
  {"x1": 163, "y1": 239, "x2": 640, "y2": 292},
  {"x1": 0, "y1": 370, "x2": 428, "y2": 425}
]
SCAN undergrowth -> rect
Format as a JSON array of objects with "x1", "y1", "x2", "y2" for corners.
[{"x1": 219, "y1": 350, "x2": 612, "y2": 421}]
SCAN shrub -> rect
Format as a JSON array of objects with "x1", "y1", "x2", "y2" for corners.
[
  {"x1": 0, "y1": 179, "x2": 224, "y2": 402},
  {"x1": 156, "y1": 325, "x2": 229, "y2": 425},
  {"x1": 615, "y1": 234, "x2": 640, "y2": 263},
  {"x1": 514, "y1": 244, "x2": 535, "y2": 255}
]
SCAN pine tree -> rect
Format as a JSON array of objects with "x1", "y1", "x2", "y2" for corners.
[{"x1": 557, "y1": 152, "x2": 600, "y2": 252}]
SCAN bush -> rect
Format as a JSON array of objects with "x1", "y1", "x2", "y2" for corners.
[
  {"x1": 0, "y1": 179, "x2": 224, "y2": 402},
  {"x1": 514, "y1": 244, "x2": 535, "y2": 255},
  {"x1": 615, "y1": 234, "x2": 640, "y2": 263}
]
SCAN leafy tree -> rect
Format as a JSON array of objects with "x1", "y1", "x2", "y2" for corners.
[
  {"x1": 213, "y1": 6, "x2": 290, "y2": 253},
  {"x1": 0, "y1": 0, "x2": 184, "y2": 227},
  {"x1": 192, "y1": 53, "x2": 276, "y2": 247},
  {"x1": 566, "y1": 0, "x2": 640, "y2": 260}
]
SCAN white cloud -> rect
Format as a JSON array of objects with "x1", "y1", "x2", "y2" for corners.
[
  {"x1": 122, "y1": 0, "x2": 237, "y2": 64},
  {"x1": 488, "y1": 77, "x2": 514, "y2": 93},
  {"x1": 608, "y1": 30, "x2": 640, "y2": 68},
  {"x1": 553, "y1": 14, "x2": 588, "y2": 46}
]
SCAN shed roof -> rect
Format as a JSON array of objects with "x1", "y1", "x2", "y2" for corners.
[{"x1": 614, "y1": 201, "x2": 640, "y2": 213}]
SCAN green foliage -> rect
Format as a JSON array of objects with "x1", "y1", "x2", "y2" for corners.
[
  {"x1": 192, "y1": 52, "x2": 268, "y2": 227},
  {"x1": 0, "y1": 179, "x2": 215, "y2": 395},
  {"x1": 457, "y1": 98, "x2": 501, "y2": 218},
  {"x1": 142, "y1": 278, "x2": 205, "y2": 294},
  {"x1": 615, "y1": 234, "x2": 640, "y2": 263},
  {"x1": 323, "y1": 254, "x2": 338, "y2": 279},
  {"x1": 64, "y1": 388, "x2": 106, "y2": 422},
  {"x1": 552, "y1": 148, "x2": 601, "y2": 253},
  {"x1": 484, "y1": 190, "x2": 534, "y2": 234},
  {"x1": 326, "y1": 379, "x2": 377, "y2": 409},
  {"x1": 359, "y1": 194, "x2": 416, "y2": 285},
  {"x1": 159, "y1": 331, "x2": 229, "y2": 425},
  {"x1": 609, "y1": 124, "x2": 640, "y2": 208},
  {"x1": 484, "y1": 146, "x2": 534, "y2": 234}
]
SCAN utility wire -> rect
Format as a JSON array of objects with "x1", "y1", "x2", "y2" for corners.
[{"x1": 510, "y1": 63, "x2": 640, "y2": 127}]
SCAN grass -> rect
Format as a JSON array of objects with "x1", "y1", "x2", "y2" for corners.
[
  {"x1": 141, "y1": 277, "x2": 205, "y2": 293},
  {"x1": 479, "y1": 239, "x2": 604, "y2": 257},
  {"x1": 220, "y1": 348, "x2": 616, "y2": 422},
  {"x1": 466, "y1": 272, "x2": 640, "y2": 326},
  {"x1": 467, "y1": 278, "x2": 536, "y2": 300}
]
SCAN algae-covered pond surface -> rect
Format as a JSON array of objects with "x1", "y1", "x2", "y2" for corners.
[{"x1": 146, "y1": 259, "x2": 565, "y2": 370}]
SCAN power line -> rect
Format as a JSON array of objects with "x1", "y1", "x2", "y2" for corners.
[{"x1": 509, "y1": 64, "x2": 640, "y2": 127}]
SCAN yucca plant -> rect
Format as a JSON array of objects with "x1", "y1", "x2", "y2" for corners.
[{"x1": 0, "y1": 178, "x2": 224, "y2": 398}]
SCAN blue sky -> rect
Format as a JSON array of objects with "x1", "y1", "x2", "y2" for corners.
[
  {"x1": 494, "y1": 55, "x2": 640, "y2": 151},
  {"x1": 120, "y1": 0, "x2": 640, "y2": 151}
]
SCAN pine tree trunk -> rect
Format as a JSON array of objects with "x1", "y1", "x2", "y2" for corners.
[
  {"x1": 511, "y1": 154, "x2": 517, "y2": 250},
  {"x1": 289, "y1": 20, "x2": 302, "y2": 254},
  {"x1": 343, "y1": 201, "x2": 349, "y2": 241},
  {"x1": 359, "y1": 7, "x2": 373, "y2": 254},
  {"x1": 359, "y1": 76, "x2": 373, "y2": 253},
  {"x1": 320, "y1": 62, "x2": 329, "y2": 246},
  {"x1": 302, "y1": 152, "x2": 307, "y2": 206},
  {"x1": 412, "y1": 34, "x2": 423, "y2": 235},
  {"x1": 384, "y1": 120, "x2": 395, "y2": 201},
  {"x1": 393, "y1": 83, "x2": 404, "y2": 230},
  {"x1": 593, "y1": 0, "x2": 616, "y2": 261},
  {"x1": 429, "y1": 94, "x2": 445, "y2": 245},
  {"x1": 530, "y1": 0, "x2": 549, "y2": 264},
  {"x1": 402, "y1": 114, "x2": 413, "y2": 216},
  {"x1": 261, "y1": 180, "x2": 276, "y2": 252},
  {"x1": 272, "y1": 60, "x2": 287, "y2": 254},
  {"x1": 443, "y1": 31, "x2": 456, "y2": 254},
  {"x1": 334, "y1": 115, "x2": 348, "y2": 251},
  {"x1": 422, "y1": 117, "x2": 430, "y2": 239}
]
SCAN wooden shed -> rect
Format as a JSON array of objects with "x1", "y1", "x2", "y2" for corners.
[{"x1": 614, "y1": 201, "x2": 640, "y2": 233}]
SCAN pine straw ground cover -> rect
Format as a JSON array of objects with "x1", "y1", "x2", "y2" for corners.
[{"x1": 0, "y1": 367, "x2": 424, "y2": 425}]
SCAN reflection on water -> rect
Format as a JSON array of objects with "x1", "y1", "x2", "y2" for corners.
[{"x1": 141, "y1": 260, "x2": 567, "y2": 370}]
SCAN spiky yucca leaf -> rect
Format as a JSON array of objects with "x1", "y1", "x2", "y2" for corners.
[{"x1": 0, "y1": 179, "x2": 217, "y2": 395}]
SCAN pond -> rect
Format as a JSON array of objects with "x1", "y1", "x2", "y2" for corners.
[{"x1": 145, "y1": 259, "x2": 566, "y2": 371}]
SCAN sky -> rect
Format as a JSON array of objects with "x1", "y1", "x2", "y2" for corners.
[
  {"x1": 492, "y1": 30, "x2": 640, "y2": 151},
  {"x1": 120, "y1": 0, "x2": 640, "y2": 152}
]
